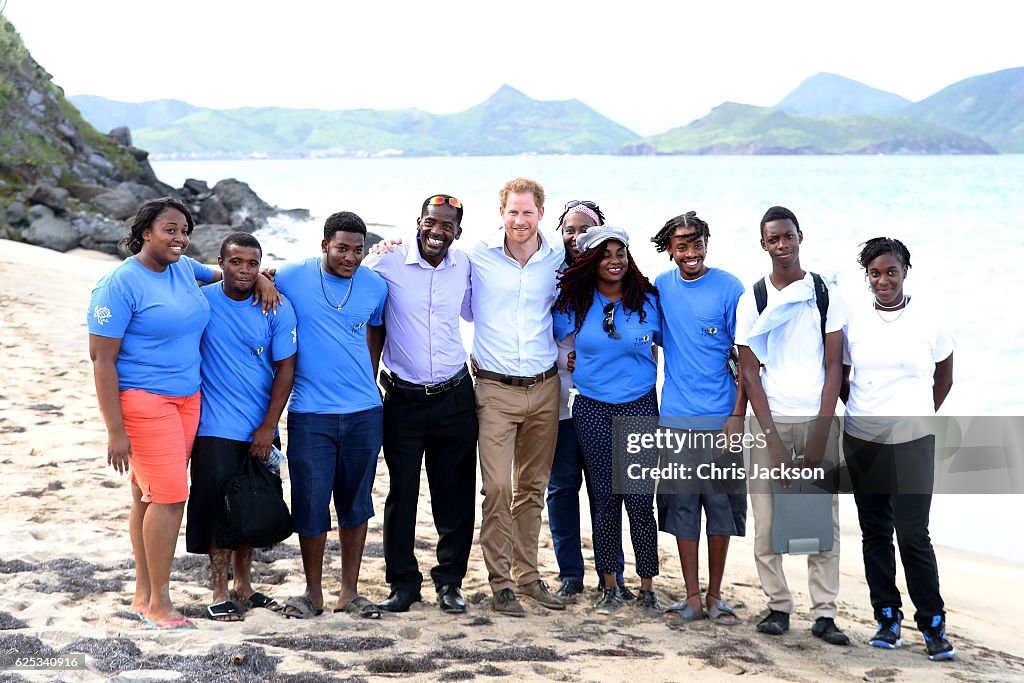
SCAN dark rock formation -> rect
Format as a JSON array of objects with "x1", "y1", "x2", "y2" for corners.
[
  {"x1": 185, "y1": 223, "x2": 234, "y2": 263},
  {"x1": 0, "y1": 14, "x2": 309, "y2": 258},
  {"x1": 24, "y1": 215, "x2": 78, "y2": 252}
]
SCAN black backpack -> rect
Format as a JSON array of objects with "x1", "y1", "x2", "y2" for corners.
[{"x1": 753, "y1": 272, "x2": 830, "y2": 344}]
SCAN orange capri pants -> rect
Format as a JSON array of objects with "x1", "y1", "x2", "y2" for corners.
[{"x1": 119, "y1": 389, "x2": 201, "y2": 504}]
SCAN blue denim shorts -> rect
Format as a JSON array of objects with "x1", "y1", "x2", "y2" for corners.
[{"x1": 287, "y1": 407, "x2": 383, "y2": 535}]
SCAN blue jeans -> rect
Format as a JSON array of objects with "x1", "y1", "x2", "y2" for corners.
[
  {"x1": 287, "y1": 408, "x2": 383, "y2": 536},
  {"x1": 546, "y1": 418, "x2": 624, "y2": 584}
]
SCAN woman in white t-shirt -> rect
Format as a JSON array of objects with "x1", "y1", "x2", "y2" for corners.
[{"x1": 840, "y1": 237, "x2": 956, "y2": 662}]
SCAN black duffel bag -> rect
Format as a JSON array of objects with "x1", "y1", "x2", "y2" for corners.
[{"x1": 215, "y1": 457, "x2": 292, "y2": 548}]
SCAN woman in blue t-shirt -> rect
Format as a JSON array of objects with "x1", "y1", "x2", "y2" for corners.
[
  {"x1": 87, "y1": 197, "x2": 270, "y2": 630},
  {"x1": 553, "y1": 226, "x2": 662, "y2": 616}
]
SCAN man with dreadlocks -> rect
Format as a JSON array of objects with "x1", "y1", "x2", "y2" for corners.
[
  {"x1": 547, "y1": 200, "x2": 628, "y2": 601},
  {"x1": 649, "y1": 211, "x2": 747, "y2": 626},
  {"x1": 552, "y1": 226, "x2": 663, "y2": 616}
]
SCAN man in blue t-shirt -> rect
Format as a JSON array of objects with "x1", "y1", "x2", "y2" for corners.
[
  {"x1": 185, "y1": 232, "x2": 297, "y2": 622},
  {"x1": 273, "y1": 211, "x2": 388, "y2": 619},
  {"x1": 650, "y1": 211, "x2": 747, "y2": 625}
]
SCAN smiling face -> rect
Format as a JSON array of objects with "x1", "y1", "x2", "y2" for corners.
[
  {"x1": 417, "y1": 203, "x2": 461, "y2": 266},
  {"x1": 761, "y1": 218, "x2": 802, "y2": 270},
  {"x1": 866, "y1": 252, "x2": 908, "y2": 307},
  {"x1": 219, "y1": 243, "x2": 262, "y2": 300},
  {"x1": 668, "y1": 229, "x2": 709, "y2": 281},
  {"x1": 142, "y1": 208, "x2": 191, "y2": 267},
  {"x1": 595, "y1": 240, "x2": 628, "y2": 287},
  {"x1": 500, "y1": 191, "x2": 544, "y2": 245},
  {"x1": 561, "y1": 212, "x2": 597, "y2": 264},
  {"x1": 321, "y1": 230, "x2": 365, "y2": 278}
]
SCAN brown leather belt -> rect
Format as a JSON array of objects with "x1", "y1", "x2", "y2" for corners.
[{"x1": 474, "y1": 365, "x2": 557, "y2": 387}]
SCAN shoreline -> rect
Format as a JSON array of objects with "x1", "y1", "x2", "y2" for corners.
[{"x1": 2, "y1": 239, "x2": 1022, "y2": 681}]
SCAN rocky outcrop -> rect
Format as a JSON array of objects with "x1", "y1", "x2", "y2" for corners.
[{"x1": 0, "y1": 14, "x2": 309, "y2": 256}]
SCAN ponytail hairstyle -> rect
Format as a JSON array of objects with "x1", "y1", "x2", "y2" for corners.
[
  {"x1": 857, "y1": 237, "x2": 912, "y2": 271},
  {"x1": 122, "y1": 197, "x2": 194, "y2": 255}
]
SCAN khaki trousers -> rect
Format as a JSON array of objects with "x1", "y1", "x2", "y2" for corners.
[
  {"x1": 749, "y1": 418, "x2": 841, "y2": 619},
  {"x1": 475, "y1": 376, "x2": 560, "y2": 592}
]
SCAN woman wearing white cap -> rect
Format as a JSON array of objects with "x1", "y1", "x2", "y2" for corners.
[{"x1": 553, "y1": 226, "x2": 663, "y2": 616}]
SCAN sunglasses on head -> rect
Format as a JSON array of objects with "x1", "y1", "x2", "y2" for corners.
[
  {"x1": 602, "y1": 302, "x2": 621, "y2": 340},
  {"x1": 426, "y1": 195, "x2": 462, "y2": 209},
  {"x1": 565, "y1": 199, "x2": 599, "y2": 211}
]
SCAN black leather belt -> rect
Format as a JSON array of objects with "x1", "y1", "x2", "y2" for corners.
[
  {"x1": 379, "y1": 365, "x2": 469, "y2": 399},
  {"x1": 474, "y1": 365, "x2": 558, "y2": 387}
]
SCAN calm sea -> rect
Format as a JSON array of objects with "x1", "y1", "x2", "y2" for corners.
[{"x1": 153, "y1": 155, "x2": 1024, "y2": 563}]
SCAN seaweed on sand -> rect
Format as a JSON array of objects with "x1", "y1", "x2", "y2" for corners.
[{"x1": 247, "y1": 635, "x2": 395, "y2": 653}]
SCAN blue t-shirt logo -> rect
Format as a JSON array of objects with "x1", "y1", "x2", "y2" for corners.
[
  {"x1": 702, "y1": 326, "x2": 719, "y2": 337},
  {"x1": 93, "y1": 305, "x2": 112, "y2": 326}
]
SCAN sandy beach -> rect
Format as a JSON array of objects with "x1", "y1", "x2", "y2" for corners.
[{"x1": 1, "y1": 239, "x2": 1022, "y2": 682}]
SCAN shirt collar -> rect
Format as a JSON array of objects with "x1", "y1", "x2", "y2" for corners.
[
  {"x1": 404, "y1": 240, "x2": 459, "y2": 269},
  {"x1": 485, "y1": 226, "x2": 558, "y2": 259}
]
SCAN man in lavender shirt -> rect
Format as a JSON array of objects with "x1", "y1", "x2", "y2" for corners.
[{"x1": 363, "y1": 194, "x2": 476, "y2": 614}]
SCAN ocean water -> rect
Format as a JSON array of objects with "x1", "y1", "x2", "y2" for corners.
[{"x1": 153, "y1": 155, "x2": 1024, "y2": 562}]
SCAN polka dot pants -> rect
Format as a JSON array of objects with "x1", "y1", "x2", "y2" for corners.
[{"x1": 573, "y1": 388, "x2": 660, "y2": 579}]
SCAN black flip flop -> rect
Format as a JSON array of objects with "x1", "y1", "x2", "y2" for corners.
[
  {"x1": 207, "y1": 600, "x2": 244, "y2": 622},
  {"x1": 246, "y1": 592, "x2": 281, "y2": 611}
]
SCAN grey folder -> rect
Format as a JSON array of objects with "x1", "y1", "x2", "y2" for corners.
[{"x1": 769, "y1": 456, "x2": 834, "y2": 555}]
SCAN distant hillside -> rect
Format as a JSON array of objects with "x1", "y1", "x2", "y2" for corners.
[
  {"x1": 628, "y1": 102, "x2": 996, "y2": 155},
  {"x1": 68, "y1": 95, "x2": 206, "y2": 134},
  {"x1": 776, "y1": 72, "x2": 911, "y2": 116},
  {"x1": 103, "y1": 85, "x2": 638, "y2": 157},
  {"x1": 902, "y1": 67, "x2": 1024, "y2": 152}
]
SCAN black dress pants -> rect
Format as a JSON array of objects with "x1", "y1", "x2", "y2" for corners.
[
  {"x1": 382, "y1": 376, "x2": 478, "y2": 591},
  {"x1": 844, "y1": 431, "x2": 945, "y2": 628}
]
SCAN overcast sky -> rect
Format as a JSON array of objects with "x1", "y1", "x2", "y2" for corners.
[{"x1": 4, "y1": 1, "x2": 1020, "y2": 135}]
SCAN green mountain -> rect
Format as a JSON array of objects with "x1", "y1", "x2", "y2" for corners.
[
  {"x1": 776, "y1": 72, "x2": 911, "y2": 116},
  {"x1": 67, "y1": 95, "x2": 207, "y2": 133},
  {"x1": 629, "y1": 102, "x2": 996, "y2": 155},
  {"x1": 117, "y1": 85, "x2": 637, "y2": 157},
  {"x1": 902, "y1": 67, "x2": 1024, "y2": 152}
]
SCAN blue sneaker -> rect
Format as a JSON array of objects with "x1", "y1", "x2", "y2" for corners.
[
  {"x1": 870, "y1": 607, "x2": 902, "y2": 649},
  {"x1": 921, "y1": 615, "x2": 957, "y2": 661}
]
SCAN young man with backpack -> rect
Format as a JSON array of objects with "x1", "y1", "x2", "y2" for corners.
[{"x1": 735, "y1": 206, "x2": 850, "y2": 646}]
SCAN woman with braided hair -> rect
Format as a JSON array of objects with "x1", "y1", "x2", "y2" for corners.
[
  {"x1": 552, "y1": 226, "x2": 662, "y2": 616},
  {"x1": 841, "y1": 237, "x2": 956, "y2": 661}
]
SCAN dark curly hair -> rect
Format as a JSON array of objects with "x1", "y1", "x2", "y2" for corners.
[
  {"x1": 555, "y1": 240, "x2": 658, "y2": 335},
  {"x1": 858, "y1": 237, "x2": 912, "y2": 271},
  {"x1": 651, "y1": 210, "x2": 710, "y2": 254},
  {"x1": 121, "y1": 197, "x2": 194, "y2": 255}
]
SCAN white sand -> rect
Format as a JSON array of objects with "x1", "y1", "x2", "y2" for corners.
[{"x1": 1, "y1": 239, "x2": 1022, "y2": 682}]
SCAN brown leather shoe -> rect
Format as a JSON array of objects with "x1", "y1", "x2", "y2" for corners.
[
  {"x1": 518, "y1": 579, "x2": 565, "y2": 610},
  {"x1": 492, "y1": 588, "x2": 525, "y2": 617}
]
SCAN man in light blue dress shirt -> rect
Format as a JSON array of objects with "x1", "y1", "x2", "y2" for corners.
[{"x1": 466, "y1": 177, "x2": 565, "y2": 616}]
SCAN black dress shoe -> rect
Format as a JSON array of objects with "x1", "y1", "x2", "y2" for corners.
[
  {"x1": 377, "y1": 588, "x2": 422, "y2": 613},
  {"x1": 436, "y1": 584, "x2": 466, "y2": 613}
]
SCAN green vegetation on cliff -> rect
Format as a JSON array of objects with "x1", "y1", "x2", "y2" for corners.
[{"x1": 0, "y1": 14, "x2": 139, "y2": 195}]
